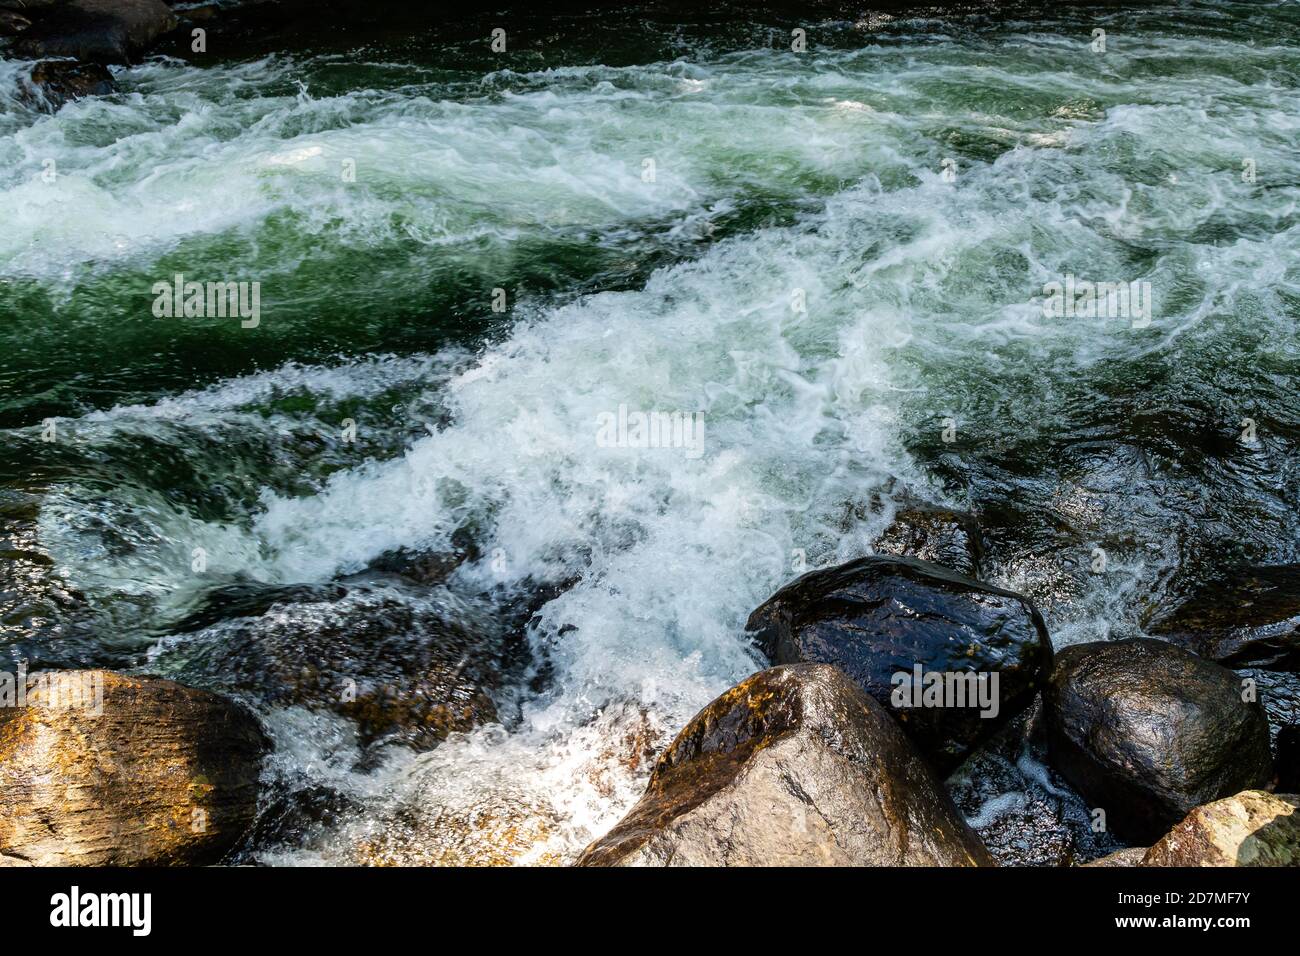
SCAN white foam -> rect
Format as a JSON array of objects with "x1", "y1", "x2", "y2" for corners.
[{"x1": 0, "y1": 53, "x2": 900, "y2": 283}]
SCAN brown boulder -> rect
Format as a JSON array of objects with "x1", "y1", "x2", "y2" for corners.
[
  {"x1": 24, "y1": 59, "x2": 115, "y2": 110},
  {"x1": 577, "y1": 664, "x2": 994, "y2": 867},
  {"x1": 1141, "y1": 791, "x2": 1300, "y2": 867},
  {"x1": 1044, "y1": 639, "x2": 1274, "y2": 844},
  {"x1": 0, "y1": 670, "x2": 267, "y2": 865}
]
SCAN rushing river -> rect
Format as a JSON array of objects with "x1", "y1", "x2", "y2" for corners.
[{"x1": 1, "y1": 1, "x2": 1298, "y2": 864}]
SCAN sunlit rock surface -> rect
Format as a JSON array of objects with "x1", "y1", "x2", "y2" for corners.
[
  {"x1": 579, "y1": 664, "x2": 994, "y2": 866},
  {"x1": 0, "y1": 670, "x2": 266, "y2": 865},
  {"x1": 1141, "y1": 791, "x2": 1300, "y2": 867}
]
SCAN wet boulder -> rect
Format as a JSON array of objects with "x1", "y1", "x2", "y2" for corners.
[
  {"x1": 1141, "y1": 791, "x2": 1299, "y2": 867},
  {"x1": 746, "y1": 555, "x2": 1052, "y2": 773},
  {"x1": 577, "y1": 664, "x2": 994, "y2": 867},
  {"x1": 874, "y1": 503, "x2": 985, "y2": 578},
  {"x1": 1278, "y1": 725, "x2": 1300, "y2": 793},
  {"x1": 0, "y1": 671, "x2": 266, "y2": 866},
  {"x1": 24, "y1": 59, "x2": 115, "y2": 109},
  {"x1": 14, "y1": 0, "x2": 177, "y2": 64},
  {"x1": 1043, "y1": 639, "x2": 1274, "y2": 844},
  {"x1": 1148, "y1": 564, "x2": 1300, "y2": 671},
  {"x1": 166, "y1": 584, "x2": 505, "y2": 751}
]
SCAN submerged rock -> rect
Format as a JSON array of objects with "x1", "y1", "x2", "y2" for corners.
[
  {"x1": 874, "y1": 503, "x2": 985, "y2": 578},
  {"x1": 1043, "y1": 639, "x2": 1274, "y2": 844},
  {"x1": 25, "y1": 59, "x2": 115, "y2": 108},
  {"x1": 746, "y1": 555, "x2": 1052, "y2": 773},
  {"x1": 355, "y1": 794, "x2": 564, "y2": 867},
  {"x1": 171, "y1": 580, "x2": 346, "y2": 634},
  {"x1": 1148, "y1": 564, "x2": 1300, "y2": 671},
  {"x1": 0, "y1": 671, "x2": 266, "y2": 866},
  {"x1": 1141, "y1": 791, "x2": 1300, "y2": 867},
  {"x1": 577, "y1": 664, "x2": 994, "y2": 867},
  {"x1": 167, "y1": 584, "x2": 506, "y2": 751},
  {"x1": 245, "y1": 785, "x2": 363, "y2": 855},
  {"x1": 14, "y1": 0, "x2": 177, "y2": 64}
]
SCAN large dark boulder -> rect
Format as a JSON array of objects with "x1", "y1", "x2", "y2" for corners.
[
  {"x1": 577, "y1": 664, "x2": 994, "y2": 866},
  {"x1": 1043, "y1": 639, "x2": 1274, "y2": 844},
  {"x1": 746, "y1": 556, "x2": 1052, "y2": 773},
  {"x1": 14, "y1": 0, "x2": 177, "y2": 64},
  {"x1": 1148, "y1": 564, "x2": 1300, "y2": 671},
  {"x1": 1140, "y1": 791, "x2": 1300, "y2": 867},
  {"x1": 0, "y1": 671, "x2": 266, "y2": 866}
]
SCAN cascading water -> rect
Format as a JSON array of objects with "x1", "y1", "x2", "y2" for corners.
[{"x1": 2, "y1": 1, "x2": 1297, "y2": 864}]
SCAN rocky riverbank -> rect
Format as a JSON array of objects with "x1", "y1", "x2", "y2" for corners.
[
  {"x1": 2, "y1": 504, "x2": 1296, "y2": 865},
  {"x1": 573, "y1": 534, "x2": 1298, "y2": 866}
]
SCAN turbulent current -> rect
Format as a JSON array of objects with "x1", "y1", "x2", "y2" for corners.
[{"x1": 2, "y1": 1, "x2": 1298, "y2": 864}]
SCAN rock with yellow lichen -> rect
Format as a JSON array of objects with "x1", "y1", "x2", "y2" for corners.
[
  {"x1": 0, "y1": 670, "x2": 267, "y2": 866},
  {"x1": 1140, "y1": 791, "x2": 1299, "y2": 867},
  {"x1": 577, "y1": 664, "x2": 995, "y2": 867}
]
